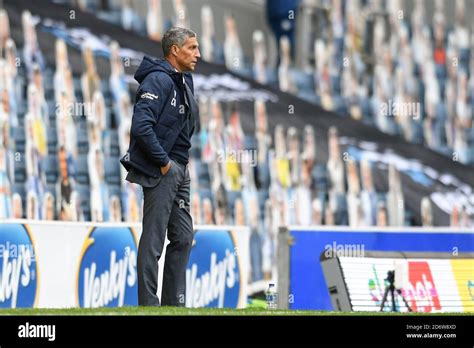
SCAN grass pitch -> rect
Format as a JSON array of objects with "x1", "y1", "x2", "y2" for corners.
[{"x1": 0, "y1": 306, "x2": 470, "y2": 316}]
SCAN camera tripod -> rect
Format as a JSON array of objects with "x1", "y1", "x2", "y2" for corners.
[{"x1": 379, "y1": 270, "x2": 412, "y2": 312}]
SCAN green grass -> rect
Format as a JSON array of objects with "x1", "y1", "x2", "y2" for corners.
[{"x1": 0, "y1": 306, "x2": 471, "y2": 316}]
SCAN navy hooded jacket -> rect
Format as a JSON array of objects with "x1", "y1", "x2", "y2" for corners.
[{"x1": 120, "y1": 56, "x2": 195, "y2": 178}]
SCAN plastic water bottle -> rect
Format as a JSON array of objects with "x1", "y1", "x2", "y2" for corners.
[{"x1": 265, "y1": 283, "x2": 278, "y2": 310}]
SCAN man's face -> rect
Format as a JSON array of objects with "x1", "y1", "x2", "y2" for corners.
[{"x1": 175, "y1": 36, "x2": 200, "y2": 72}]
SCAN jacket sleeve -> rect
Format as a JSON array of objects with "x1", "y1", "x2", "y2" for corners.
[{"x1": 130, "y1": 73, "x2": 170, "y2": 167}]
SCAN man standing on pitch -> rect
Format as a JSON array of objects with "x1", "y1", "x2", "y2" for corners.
[{"x1": 120, "y1": 27, "x2": 200, "y2": 306}]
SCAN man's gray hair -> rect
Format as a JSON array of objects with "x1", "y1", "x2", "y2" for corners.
[{"x1": 162, "y1": 27, "x2": 197, "y2": 57}]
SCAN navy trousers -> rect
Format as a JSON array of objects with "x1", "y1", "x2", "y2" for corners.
[{"x1": 137, "y1": 159, "x2": 194, "y2": 306}]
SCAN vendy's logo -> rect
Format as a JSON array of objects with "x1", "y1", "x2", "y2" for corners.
[
  {"x1": 186, "y1": 230, "x2": 240, "y2": 308},
  {"x1": 0, "y1": 224, "x2": 38, "y2": 308},
  {"x1": 77, "y1": 227, "x2": 138, "y2": 308}
]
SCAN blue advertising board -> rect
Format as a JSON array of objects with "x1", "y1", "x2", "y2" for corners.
[
  {"x1": 0, "y1": 224, "x2": 38, "y2": 308},
  {"x1": 77, "y1": 227, "x2": 138, "y2": 308},
  {"x1": 185, "y1": 229, "x2": 242, "y2": 308}
]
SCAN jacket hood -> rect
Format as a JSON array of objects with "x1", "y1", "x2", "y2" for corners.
[
  {"x1": 134, "y1": 56, "x2": 191, "y2": 84},
  {"x1": 134, "y1": 56, "x2": 172, "y2": 83}
]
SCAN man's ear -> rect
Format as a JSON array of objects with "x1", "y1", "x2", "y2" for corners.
[{"x1": 172, "y1": 45, "x2": 179, "y2": 57}]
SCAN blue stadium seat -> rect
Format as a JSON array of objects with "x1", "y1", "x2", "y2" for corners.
[
  {"x1": 104, "y1": 156, "x2": 121, "y2": 185},
  {"x1": 72, "y1": 78, "x2": 83, "y2": 102},
  {"x1": 72, "y1": 77, "x2": 82, "y2": 94},
  {"x1": 404, "y1": 208, "x2": 414, "y2": 226},
  {"x1": 15, "y1": 75, "x2": 26, "y2": 103},
  {"x1": 376, "y1": 193, "x2": 387, "y2": 204},
  {"x1": 44, "y1": 182, "x2": 58, "y2": 201},
  {"x1": 108, "y1": 184, "x2": 122, "y2": 202},
  {"x1": 101, "y1": 79, "x2": 112, "y2": 99},
  {"x1": 12, "y1": 182, "x2": 26, "y2": 201},
  {"x1": 244, "y1": 135, "x2": 257, "y2": 150},
  {"x1": 265, "y1": 68, "x2": 279, "y2": 87},
  {"x1": 44, "y1": 87, "x2": 55, "y2": 104},
  {"x1": 47, "y1": 128, "x2": 58, "y2": 155},
  {"x1": 12, "y1": 182, "x2": 26, "y2": 217},
  {"x1": 226, "y1": 190, "x2": 242, "y2": 220},
  {"x1": 74, "y1": 154, "x2": 90, "y2": 185},
  {"x1": 76, "y1": 127, "x2": 89, "y2": 155},
  {"x1": 293, "y1": 69, "x2": 314, "y2": 93},
  {"x1": 198, "y1": 187, "x2": 213, "y2": 203},
  {"x1": 75, "y1": 90, "x2": 83, "y2": 103},
  {"x1": 76, "y1": 183, "x2": 91, "y2": 221},
  {"x1": 104, "y1": 107, "x2": 113, "y2": 129},
  {"x1": 108, "y1": 130, "x2": 120, "y2": 157},
  {"x1": 313, "y1": 164, "x2": 328, "y2": 192},
  {"x1": 43, "y1": 155, "x2": 59, "y2": 184},
  {"x1": 14, "y1": 126, "x2": 26, "y2": 153},
  {"x1": 257, "y1": 188, "x2": 269, "y2": 220},
  {"x1": 13, "y1": 153, "x2": 26, "y2": 183},
  {"x1": 195, "y1": 159, "x2": 211, "y2": 189},
  {"x1": 297, "y1": 91, "x2": 320, "y2": 105},
  {"x1": 190, "y1": 136, "x2": 201, "y2": 159},
  {"x1": 317, "y1": 190, "x2": 328, "y2": 213},
  {"x1": 17, "y1": 100, "x2": 27, "y2": 127},
  {"x1": 76, "y1": 117, "x2": 88, "y2": 130},
  {"x1": 47, "y1": 100, "x2": 57, "y2": 126}
]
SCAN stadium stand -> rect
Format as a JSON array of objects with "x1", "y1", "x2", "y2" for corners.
[{"x1": 0, "y1": 0, "x2": 473, "y2": 283}]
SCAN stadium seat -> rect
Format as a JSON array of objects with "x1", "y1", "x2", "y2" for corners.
[
  {"x1": 44, "y1": 182, "x2": 58, "y2": 201},
  {"x1": 44, "y1": 85, "x2": 55, "y2": 102},
  {"x1": 74, "y1": 90, "x2": 83, "y2": 103},
  {"x1": 195, "y1": 159, "x2": 211, "y2": 189},
  {"x1": 15, "y1": 75, "x2": 27, "y2": 103},
  {"x1": 43, "y1": 155, "x2": 59, "y2": 184},
  {"x1": 76, "y1": 117, "x2": 88, "y2": 130},
  {"x1": 76, "y1": 127, "x2": 89, "y2": 155},
  {"x1": 74, "y1": 154, "x2": 90, "y2": 185},
  {"x1": 108, "y1": 129, "x2": 120, "y2": 157},
  {"x1": 105, "y1": 107, "x2": 113, "y2": 129},
  {"x1": 293, "y1": 70, "x2": 314, "y2": 93},
  {"x1": 244, "y1": 135, "x2": 257, "y2": 150},
  {"x1": 297, "y1": 91, "x2": 320, "y2": 105},
  {"x1": 257, "y1": 188, "x2": 269, "y2": 220},
  {"x1": 104, "y1": 156, "x2": 121, "y2": 185},
  {"x1": 14, "y1": 126, "x2": 26, "y2": 153},
  {"x1": 313, "y1": 164, "x2": 328, "y2": 192},
  {"x1": 76, "y1": 183, "x2": 91, "y2": 221},
  {"x1": 47, "y1": 100, "x2": 57, "y2": 126},
  {"x1": 17, "y1": 100, "x2": 28, "y2": 120},
  {"x1": 198, "y1": 187, "x2": 213, "y2": 203},
  {"x1": 226, "y1": 190, "x2": 242, "y2": 220},
  {"x1": 73, "y1": 78, "x2": 83, "y2": 102},
  {"x1": 101, "y1": 79, "x2": 111, "y2": 97},
  {"x1": 190, "y1": 136, "x2": 201, "y2": 159},
  {"x1": 108, "y1": 184, "x2": 122, "y2": 199},
  {"x1": 13, "y1": 153, "x2": 26, "y2": 183},
  {"x1": 47, "y1": 128, "x2": 58, "y2": 155},
  {"x1": 12, "y1": 182, "x2": 26, "y2": 203}
]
